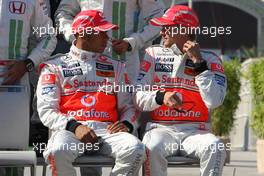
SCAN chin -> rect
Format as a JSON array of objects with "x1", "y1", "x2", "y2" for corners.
[
  {"x1": 164, "y1": 43, "x2": 170, "y2": 48},
  {"x1": 99, "y1": 48, "x2": 105, "y2": 53}
]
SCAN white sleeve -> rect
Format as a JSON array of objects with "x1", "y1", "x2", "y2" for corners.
[
  {"x1": 28, "y1": 1, "x2": 57, "y2": 66},
  {"x1": 117, "y1": 63, "x2": 139, "y2": 133},
  {"x1": 133, "y1": 48, "x2": 161, "y2": 111},
  {"x1": 195, "y1": 54, "x2": 227, "y2": 109},
  {"x1": 54, "y1": 0, "x2": 80, "y2": 42},
  {"x1": 37, "y1": 65, "x2": 75, "y2": 131},
  {"x1": 123, "y1": 0, "x2": 165, "y2": 51}
]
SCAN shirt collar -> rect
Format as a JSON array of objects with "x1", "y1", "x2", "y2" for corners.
[
  {"x1": 170, "y1": 43, "x2": 183, "y2": 56},
  {"x1": 69, "y1": 41, "x2": 99, "y2": 61}
]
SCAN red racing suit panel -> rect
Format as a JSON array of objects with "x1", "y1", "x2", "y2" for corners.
[
  {"x1": 150, "y1": 87, "x2": 209, "y2": 122},
  {"x1": 60, "y1": 91, "x2": 118, "y2": 122}
]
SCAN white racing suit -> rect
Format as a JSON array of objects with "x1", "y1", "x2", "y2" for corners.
[
  {"x1": 55, "y1": 0, "x2": 165, "y2": 83},
  {"x1": 37, "y1": 44, "x2": 145, "y2": 176},
  {"x1": 0, "y1": 0, "x2": 57, "y2": 92},
  {"x1": 133, "y1": 44, "x2": 227, "y2": 176}
]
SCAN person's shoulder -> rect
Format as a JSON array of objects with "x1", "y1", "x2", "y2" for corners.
[
  {"x1": 200, "y1": 50, "x2": 225, "y2": 74},
  {"x1": 39, "y1": 53, "x2": 69, "y2": 71},
  {"x1": 46, "y1": 53, "x2": 69, "y2": 64},
  {"x1": 200, "y1": 49, "x2": 222, "y2": 64},
  {"x1": 146, "y1": 44, "x2": 164, "y2": 51}
]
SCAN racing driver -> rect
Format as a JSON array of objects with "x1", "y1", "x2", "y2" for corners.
[
  {"x1": 133, "y1": 5, "x2": 227, "y2": 176},
  {"x1": 55, "y1": 0, "x2": 165, "y2": 83},
  {"x1": 37, "y1": 10, "x2": 145, "y2": 176}
]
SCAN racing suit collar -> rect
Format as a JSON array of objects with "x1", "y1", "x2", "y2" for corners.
[
  {"x1": 69, "y1": 42, "x2": 100, "y2": 61},
  {"x1": 170, "y1": 43, "x2": 183, "y2": 56}
]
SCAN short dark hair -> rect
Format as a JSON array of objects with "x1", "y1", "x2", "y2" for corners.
[{"x1": 188, "y1": 34, "x2": 197, "y2": 41}]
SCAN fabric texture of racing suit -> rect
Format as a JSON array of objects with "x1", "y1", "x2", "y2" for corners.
[
  {"x1": 133, "y1": 44, "x2": 227, "y2": 176},
  {"x1": 54, "y1": 0, "x2": 165, "y2": 83},
  {"x1": 37, "y1": 44, "x2": 145, "y2": 176}
]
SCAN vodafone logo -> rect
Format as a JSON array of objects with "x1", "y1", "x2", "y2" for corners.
[{"x1": 81, "y1": 94, "x2": 96, "y2": 107}]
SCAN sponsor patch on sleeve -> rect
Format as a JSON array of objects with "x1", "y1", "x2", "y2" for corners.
[
  {"x1": 137, "y1": 73, "x2": 146, "y2": 81},
  {"x1": 211, "y1": 63, "x2": 224, "y2": 73},
  {"x1": 140, "y1": 60, "x2": 151, "y2": 72},
  {"x1": 41, "y1": 74, "x2": 56, "y2": 85},
  {"x1": 215, "y1": 74, "x2": 226, "y2": 86},
  {"x1": 42, "y1": 86, "x2": 56, "y2": 95}
]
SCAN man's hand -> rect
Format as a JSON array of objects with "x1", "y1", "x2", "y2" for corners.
[
  {"x1": 0, "y1": 61, "x2": 27, "y2": 85},
  {"x1": 107, "y1": 121, "x2": 129, "y2": 134},
  {"x1": 183, "y1": 41, "x2": 202, "y2": 63},
  {"x1": 163, "y1": 92, "x2": 182, "y2": 108},
  {"x1": 75, "y1": 125, "x2": 98, "y2": 144},
  {"x1": 112, "y1": 39, "x2": 129, "y2": 55}
]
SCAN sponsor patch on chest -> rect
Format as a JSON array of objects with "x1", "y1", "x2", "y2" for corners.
[
  {"x1": 155, "y1": 63, "x2": 173, "y2": 72},
  {"x1": 63, "y1": 68, "x2": 83, "y2": 77},
  {"x1": 96, "y1": 63, "x2": 114, "y2": 71},
  {"x1": 155, "y1": 57, "x2": 175, "y2": 62},
  {"x1": 96, "y1": 70, "x2": 115, "y2": 77},
  {"x1": 9, "y1": 1, "x2": 26, "y2": 14},
  {"x1": 61, "y1": 63, "x2": 81, "y2": 69}
]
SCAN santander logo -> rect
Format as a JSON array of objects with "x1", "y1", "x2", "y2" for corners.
[{"x1": 81, "y1": 94, "x2": 96, "y2": 107}]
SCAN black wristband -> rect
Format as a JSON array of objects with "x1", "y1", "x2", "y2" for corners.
[
  {"x1": 194, "y1": 60, "x2": 208, "y2": 74},
  {"x1": 66, "y1": 120, "x2": 82, "y2": 133},
  {"x1": 127, "y1": 43, "x2": 132, "y2": 52},
  {"x1": 23, "y1": 59, "x2": 34, "y2": 72},
  {"x1": 122, "y1": 121, "x2": 134, "y2": 133},
  {"x1": 155, "y1": 90, "x2": 166, "y2": 105}
]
